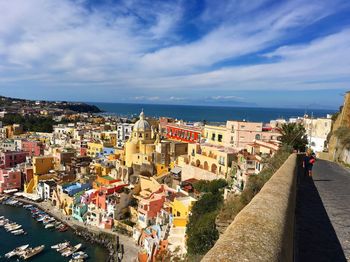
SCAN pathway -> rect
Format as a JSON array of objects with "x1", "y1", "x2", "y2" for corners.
[{"x1": 295, "y1": 159, "x2": 350, "y2": 262}]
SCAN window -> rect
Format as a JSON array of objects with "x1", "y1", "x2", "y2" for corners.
[
  {"x1": 211, "y1": 133, "x2": 216, "y2": 141},
  {"x1": 218, "y1": 134, "x2": 223, "y2": 142},
  {"x1": 255, "y1": 134, "x2": 261, "y2": 140}
]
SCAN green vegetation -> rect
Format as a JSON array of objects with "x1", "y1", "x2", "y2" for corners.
[
  {"x1": 218, "y1": 146, "x2": 291, "y2": 226},
  {"x1": 1, "y1": 113, "x2": 55, "y2": 132},
  {"x1": 186, "y1": 180, "x2": 227, "y2": 255},
  {"x1": 193, "y1": 179, "x2": 227, "y2": 194},
  {"x1": 278, "y1": 123, "x2": 308, "y2": 151},
  {"x1": 56, "y1": 103, "x2": 102, "y2": 113}
]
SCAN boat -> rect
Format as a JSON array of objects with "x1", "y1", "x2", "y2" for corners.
[
  {"x1": 21, "y1": 245, "x2": 45, "y2": 260},
  {"x1": 36, "y1": 215, "x2": 48, "y2": 222},
  {"x1": 58, "y1": 225, "x2": 68, "y2": 232},
  {"x1": 72, "y1": 251, "x2": 88, "y2": 259},
  {"x1": 43, "y1": 217, "x2": 55, "y2": 224},
  {"x1": 69, "y1": 259, "x2": 85, "y2": 262},
  {"x1": 5, "y1": 244, "x2": 29, "y2": 258},
  {"x1": 62, "y1": 243, "x2": 82, "y2": 257},
  {"x1": 12, "y1": 229, "x2": 26, "y2": 235},
  {"x1": 51, "y1": 241, "x2": 70, "y2": 250},
  {"x1": 45, "y1": 223, "x2": 55, "y2": 229},
  {"x1": 6, "y1": 224, "x2": 22, "y2": 232}
]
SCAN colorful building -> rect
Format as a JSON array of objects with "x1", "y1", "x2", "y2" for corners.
[
  {"x1": 0, "y1": 151, "x2": 28, "y2": 169},
  {"x1": 0, "y1": 169, "x2": 22, "y2": 193},
  {"x1": 170, "y1": 196, "x2": 197, "y2": 227},
  {"x1": 166, "y1": 124, "x2": 202, "y2": 143}
]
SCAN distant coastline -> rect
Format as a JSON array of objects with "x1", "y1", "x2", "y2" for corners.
[{"x1": 90, "y1": 102, "x2": 337, "y2": 123}]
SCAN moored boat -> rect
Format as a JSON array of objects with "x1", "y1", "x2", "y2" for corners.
[
  {"x1": 45, "y1": 223, "x2": 55, "y2": 229},
  {"x1": 62, "y1": 243, "x2": 82, "y2": 257},
  {"x1": 21, "y1": 245, "x2": 45, "y2": 260},
  {"x1": 5, "y1": 244, "x2": 29, "y2": 258},
  {"x1": 51, "y1": 241, "x2": 70, "y2": 250},
  {"x1": 72, "y1": 251, "x2": 88, "y2": 259}
]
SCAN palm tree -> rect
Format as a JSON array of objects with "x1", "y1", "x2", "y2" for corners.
[{"x1": 278, "y1": 123, "x2": 308, "y2": 151}]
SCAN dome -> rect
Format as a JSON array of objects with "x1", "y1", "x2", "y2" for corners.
[{"x1": 134, "y1": 110, "x2": 151, "y2": 131}]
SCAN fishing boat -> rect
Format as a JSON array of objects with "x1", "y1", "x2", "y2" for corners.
[
  {"x1": 43, "y1": 217, "x2": 55, "y2": 224},
  {"x1": 51, "y1": 241, "x2": 70, "y2": 250},
  {"x1": 62, "y1": 243, "x2": 82, "y2": 257},
  {"x1": 58, "y1": 224, "x2": 68, "y2": 232},
  {"x1": 45, "y1": 223, "x2": 55, "y2": 229},
  {"x1": 5, "y1": 224, "x2": 22, "y2": 232},
  {"x1": 21, "y1": 245, "x2": 45, "y2": 260},
  {"x1": 36, "y1": 215, "x2": 48, "y2": 222},
  {"x1": 5, "y1": 244, "x2": 29, "y2": 258},
  {"x1": 72, "y1": 251, "x2": 88, "y2": 259},
  {"x1": 69, "y1": 259, "x2": 85, "y2": 262},
  {"x1": 11, "y1": 229, "x2": 26, "y2": 235}
]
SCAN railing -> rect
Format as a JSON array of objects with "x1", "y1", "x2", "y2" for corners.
[{"x1": 202, "y1": 154, "x2": 299, "y2": 262}]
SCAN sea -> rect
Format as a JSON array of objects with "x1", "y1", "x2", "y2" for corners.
[
  {"x1": 91, "y1": 102, "x2": 336, "y2": 123},
  {"x1": 0, "y1": 204, "x2": 109, "y2": 262}
]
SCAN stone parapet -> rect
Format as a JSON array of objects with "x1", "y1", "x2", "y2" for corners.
[{"x1": 202, "y1": 154, "x2": 298, "y2": 262}]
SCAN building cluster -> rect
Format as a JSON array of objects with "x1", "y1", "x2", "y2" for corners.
[{"x1": 0, "y1": 110, "x2": 332, "y2": 261}]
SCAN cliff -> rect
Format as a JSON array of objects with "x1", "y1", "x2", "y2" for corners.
[{"x1": 327, "y1": 91, "x2": 350, "y2": 163}]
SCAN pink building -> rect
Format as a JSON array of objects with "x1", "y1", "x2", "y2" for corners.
[
  {"x1": 0, "y1": 169, "x2": 22, "y2": 193},
  {"x1": 138, "y1": 187, "x2": 166, "y2": 228},
  {"x1": 22, "y1": 140, "x2": 44, "y2": 157},
  {"x1": 225, "y1": 121, "x2": 280, "y2": 150},
  {"x1": 0, "y1": 151, "x2": 28, "y2": 169}
]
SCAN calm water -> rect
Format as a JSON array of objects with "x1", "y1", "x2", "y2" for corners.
[
  {"x1": 91, "y1": 102, "x2": 336, "y2": 123},
  {"x1": 0, "y1": 204, "x2": 109, "y2": 262}
]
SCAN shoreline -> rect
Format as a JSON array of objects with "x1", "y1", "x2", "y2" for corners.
[{"x1": 3, "y1": 195, "x2": 138, "y2": 262}]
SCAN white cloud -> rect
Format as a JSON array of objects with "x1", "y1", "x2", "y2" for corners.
[{"x1": 0, "y1": 0, "x2": 349, "y2": 100}]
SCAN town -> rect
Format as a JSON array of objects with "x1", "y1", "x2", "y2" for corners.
[{"x1": 0, "y1": 96, "x2": 334, "y2": 261}]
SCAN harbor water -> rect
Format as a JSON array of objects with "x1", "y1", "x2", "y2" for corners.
[{"x1": 0, "y1": 204, "x2": 109, "y2": 262}]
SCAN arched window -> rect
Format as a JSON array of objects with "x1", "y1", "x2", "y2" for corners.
[{"x1": 255, "y1": 134, "x2": 261, "y2": 140}]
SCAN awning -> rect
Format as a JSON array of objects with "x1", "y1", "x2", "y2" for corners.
[
  {"x1": 3, "y1": 189, "x2": 18, "y2": 194},
  {"x1": 170, "y1": 166, "x2": 182, "y2": 174}
]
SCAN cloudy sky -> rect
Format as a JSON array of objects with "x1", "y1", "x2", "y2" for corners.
[{"x1": 0, "y1": 0, "x2": 349, "y2": 109}]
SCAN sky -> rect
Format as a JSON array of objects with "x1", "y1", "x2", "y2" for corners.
[{"x1": 0, "y1": 0, "x2": 349, "y2": 109}]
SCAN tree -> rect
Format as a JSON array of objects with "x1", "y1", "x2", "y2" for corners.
[
  {"x1": 193, "y1": 179, "x2": 227, "y2": 194},
  {"x1": 278, "y1": 123, "x2": 308, "y2": 151}
]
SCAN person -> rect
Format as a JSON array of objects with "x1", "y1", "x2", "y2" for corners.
[{"x1": 303, "y1": 149, "x2": 316, "y2": 177}]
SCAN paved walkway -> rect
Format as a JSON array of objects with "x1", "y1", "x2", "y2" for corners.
[{"x1": 295, "y1": 159, "x2": 350, "y2": 262}]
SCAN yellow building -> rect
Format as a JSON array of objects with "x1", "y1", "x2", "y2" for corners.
[
  {"x1": 91, "y1": 162, "x2": 113, "y2": 177},
  {"x1": 187, "y1": 143, "x2": 235, "y2": 177},
  {"x1": 204, "y1": 125, "x2": 227, "y2": 147},
  {"x1": 87, "y1": 142, "x2": 103, "y2": 158},
  {"x1": 171, "y1": 196, "x2": 197, "y2": 227},
  {"x1": 33, "y1": 156, "x2": 54, "y2": 175},
  {"x1": 24, "y1": 156, "x2": 55, "y2": 193},
  {"x1": 124, "y1": 111, "x2": 156, "y2": 168}
]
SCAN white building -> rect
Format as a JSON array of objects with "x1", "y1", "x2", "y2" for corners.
[
  {"x1": 117, "y1": 123, "x2": 133, "y2": 148},
  {"x1": 303, "y1": 116, "x2": 332, "y2": 153}
]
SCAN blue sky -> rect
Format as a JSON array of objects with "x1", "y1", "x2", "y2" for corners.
[{"x1": 0, "y1": 0, "x2": 349, "y2": 109}]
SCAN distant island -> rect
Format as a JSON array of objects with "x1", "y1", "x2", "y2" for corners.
[{"x1": 0, "y1": 96, "x2": 102, "y2": 114}]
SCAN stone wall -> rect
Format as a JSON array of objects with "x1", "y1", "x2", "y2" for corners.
[{"x1": 202, "y1": 154, "x2": 299, "y2": 262}]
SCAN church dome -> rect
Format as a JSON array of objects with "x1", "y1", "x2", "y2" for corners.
[{"x1": 134, "y1": 110, "x2": 151, "y2": 131}]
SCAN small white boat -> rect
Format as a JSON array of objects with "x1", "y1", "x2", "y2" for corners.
[
  {"x1": 62, "y1": 243, "x2": 82, "y2": 257},
  {"x1": 5, "y1": 244, "x2": 29, "y2": 258},
  {"x1": 11, "y1": 229, "x2": 26, "y2": 235},
  {"x1": 6, "y1": 224, "x2": 22, "y2": 232},
  {"x1": 21, "y1": 245, "x2": 45, "y2": 260},
  {"x1": 45, "y1": 223, "x2": 55, "y2": 229},
  {"x1": 51, "y1": 241, "x2": 70, "y2": 250},
  {"x1": 72, "y1": 251, "x2": 88, "y2": 259}
]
